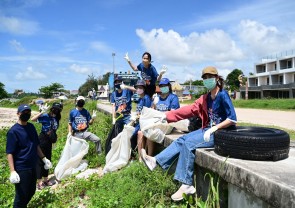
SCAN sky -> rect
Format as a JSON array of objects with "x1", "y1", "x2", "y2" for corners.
[{"x1": 1, "y1": 0, "x2": 295, "y2": 93}]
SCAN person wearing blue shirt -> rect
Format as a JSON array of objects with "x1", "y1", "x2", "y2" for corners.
[
  {"x1": 144, "y1": 78, "x2": 181, "y2": 156},
  {"x1": 6, "y1": 104, "x2": 52, "y2": 208},
  {"x1": 141, "y1": 66, "x2": 237, "y2": 201},
  {"x1": 124, "y1": 52, "x2": 167, "y2": 98},
  {"x1": 110, "y1": 76, "x2": 134, "y2": 130},
  {"x1": 129, "y1": 79, "x2": 152, "y2": 160},
  {"x1": 31, "y1": 103, "x2": 62, "y2": 189},
  {"x1": 68, "y1": 96, "x2": 101, "y2": 154}
]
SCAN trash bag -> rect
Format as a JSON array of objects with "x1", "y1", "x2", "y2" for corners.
[
  {"x1": 105, "y1": 123, "x2": 124, "y2": 156},
  {"x1": 54, "y1": 134, "x2": 89, "y2": 181},
  {"x1": 103, "y1": 125, "x2": 135, "y2": 174}
]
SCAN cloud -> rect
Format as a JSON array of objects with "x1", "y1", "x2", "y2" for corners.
[
  {"x1": 0, "y1": 15, "x2": 39, "y2": 35},
  {"x1": 16, "y1": 67, "x2": 46, "y2": 80},
  {"x1": 238, "y1": 19, "x2": 295, "y2": 57},
  {"x1": 90, "y1": 41, "x2": 112, "y2": 54},
  {"x1": 69, "y1": 64, "x2": 91, "y2": 74},
  {"x1": 136, "y1": 28, "x2": 244, "y2": 65},
  {"x1": 9, "y1": 40, "x2": 25, "y2": 53}
]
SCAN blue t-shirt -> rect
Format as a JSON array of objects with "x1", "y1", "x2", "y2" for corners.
[
  {"x1": 6, "y1": 123, "x2": 40, "y2": 171},
  {"x1": 136, "y1": 94, "x2": 152, "y2": 113},
  {"x1": 155, "y1": 93, "x2": 180, "y2": 112},
  {"x1": 137, "y1": 63, "x2": 159, "y2": 85},
  {"x1": 37, "y1": 113, "x2": 59, "y2": 133},
  {"x1": 69, "y1": 108, "x2": 92, "y2": 131},
  {"x1": 207, "y1": 90, "x2": 237, "y2": 127},
  {"x1": 111, "y1": 89, "x2": 133, "y2": 113}
]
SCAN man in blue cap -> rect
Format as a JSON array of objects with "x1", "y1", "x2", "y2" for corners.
[{"x1": 6, "y1": 104, "x2": 52, "y2": 208}]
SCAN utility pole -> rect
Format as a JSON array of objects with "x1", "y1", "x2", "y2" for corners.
[{"x1": 112, "y1": 52, "x2": 115, "y2": 74}]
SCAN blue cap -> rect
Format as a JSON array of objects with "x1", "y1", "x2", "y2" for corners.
[
  {"x1": 114, "y1": 76, "x2": 123, "y2": 83},
  {"x1": 159, "y1": 78, "x2": 170, "y2": 85},
  {"x1": 135, "y1": 79, "x2": 146, "y2": 88},
  {"x1": 17, "y1": 104, "x2": 31, "y2": 113}
]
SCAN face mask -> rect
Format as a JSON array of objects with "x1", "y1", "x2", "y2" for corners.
[
  {"x1": 203, "y1": 78, "x2": 217, "y2": 90},
  {"x1": 77, "y1": 100, "x2": 85, "y2": 107},
  {"x1": 115, "y1": 84, "x2": 121, "y2": 90},
  {"x1": 136, "y1": 88, "x2": 144, "y2": 95},
  {"x1": 20, "y1": 113, "x2": 31, "y2": 122},
  {"x1": 160, "y1": 86, "x2": 169, "y2": 94}
]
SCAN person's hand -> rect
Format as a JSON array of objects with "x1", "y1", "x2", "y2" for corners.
[
  {"x1": 203, "y1": 126, "x2": 218, "y2": 142},
  {"x1": 40, "y1": 103, "x2": 49, "y2": 114},
  {"x1": 120, "y1": 82, "x2": 126, "y2": 90},
  {"x1": 124, "y1": 52, "x2": 130, "y2": 62},
  {"x1": 92, "y1": 110, "x2": 97, "y2": 119},
  {"x1": 67, "y1": 132, "x2": 72, "y2": 137},
  {"x1": 42, "y1": 157, "x2": 52, "y2": 170},
  {"x1": 153, "y1": 96, "x2": 159, "y2": 105},
  {"x1": 112, "y1": 117, "x2": 116, "y2": 125},
  {"x1": 160, "y1": 65, "x2": 167, "y2": 75},
  {"x1": 9, "y1": 171, "x2": 20, "y2": 184}
]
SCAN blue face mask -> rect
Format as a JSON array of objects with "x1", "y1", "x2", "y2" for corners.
[
  {"x1": 203, "y1": 78, "x2": 217, "y2": 90},
  {"x1": 160, "y1": 86, "x2": 169, "y2": 94}
]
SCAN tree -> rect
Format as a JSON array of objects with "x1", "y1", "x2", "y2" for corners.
[
  {"x1": 78, "y1": 74, "x2": 99, "y2": 96},
  {"x1": 225, "y1": 69, "x2": 244, "y2": 91},
  {"x1": 98, "y1": 72, "x2": 111, "y2": 85},
  {"x1": 0, "y1": 82, "x2": 9, "y2": 99},
  {"x1": 39, "y1": 83, "x2": 65, "y2": 98}
]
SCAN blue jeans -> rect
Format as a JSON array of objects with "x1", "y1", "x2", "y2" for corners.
[
  {"x1": 155, "y1": 127, "x2": 214, "y2": 185},
  {"x1": 14, "y1": 169, "x2": 37, "y2": 208}
]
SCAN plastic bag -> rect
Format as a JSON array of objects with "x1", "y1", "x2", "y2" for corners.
[
  {"x1": 103, "y1": 125, "x2": 135, "y2": 174},
  {"x1": 54, "y1": 134, "x2": 89, "y2": 180}
]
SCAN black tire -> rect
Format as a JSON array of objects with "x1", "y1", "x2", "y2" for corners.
[{"x1": 214, "y1": 126, "x2": 290, "y2": 161}]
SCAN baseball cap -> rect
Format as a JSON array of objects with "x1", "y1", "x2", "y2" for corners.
[
  {"x1": 114, "y1": 76, "x2": 123, "y2": 83},
  {"x1": 159, "y1": 78, "x2": 170, "y2": 85},
  {"x1": 135, "y1": 79, "x2": 146, "y2": 88},
  {"x1": 51, "y1": 103, "x2": 62, "y2": 110},
  {"x1": 76, "y1": 96, "x2": 85, "y2": 101},
  {"x1": 201, "y1": 66, "x2": 218, "y2": 78},
  {"x1": 17, "y1": 104, "x2": 31, "y2": 113}
]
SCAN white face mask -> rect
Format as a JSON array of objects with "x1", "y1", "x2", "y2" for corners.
[{"x1": 136, "y1": 88, "x2": 144, "y2": 95}]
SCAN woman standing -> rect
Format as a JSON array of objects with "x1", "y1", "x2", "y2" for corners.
[
  {"x1": 124, "y1": 52, "x2": 166, "y2": 98},
  {"x1": 31, "y1": 103, "x2": 62, "y2": 189},
  {"x1": 141, "y1": 66, "x2": 237, "y2": 201}
]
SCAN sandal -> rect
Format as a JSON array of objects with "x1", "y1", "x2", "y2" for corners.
[{"x1": 44, "y1": 180, "x2": 56, "y2": 186}]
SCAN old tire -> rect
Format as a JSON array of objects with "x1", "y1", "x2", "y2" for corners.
[{"x1": 214, "y1": 126, "x2": 290, "y2": 161}]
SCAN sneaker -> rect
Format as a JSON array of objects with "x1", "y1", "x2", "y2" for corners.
[
  {"x1": 171, "y1": 184, "x2": 196, "y2": 201},
  {"x1": 140, "y1": 149, "x2": 157, "y2": 171}
]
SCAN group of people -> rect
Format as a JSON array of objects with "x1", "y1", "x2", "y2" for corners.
[
  {"x1": 6, "y1": 51, "x2": 237, "y2": 207},
  {"x1": 6, "y1": 96, "x2": 100, "y2": 207}
]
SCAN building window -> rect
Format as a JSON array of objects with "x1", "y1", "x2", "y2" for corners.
[
  {"x1": 287, "y1": 60, "x2": 292, "y2": 68},
  {"x1": 279, "y1": 76, "x2": 283, "y2": 84},
  {"x1": 267, "y1": 77, "x2": 269, "y2": 85}
]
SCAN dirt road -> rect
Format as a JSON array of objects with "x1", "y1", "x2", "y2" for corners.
[{"x1": 1, "y1": 107, "x2": 294, "y2": 131}]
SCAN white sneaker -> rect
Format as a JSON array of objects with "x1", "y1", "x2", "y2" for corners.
[
  {"x1": 171, "y1": 184, "x2": 196, "y2": 201},
  {"x1": 140, "y1": 149, "x2": 157, "y2": 171}
]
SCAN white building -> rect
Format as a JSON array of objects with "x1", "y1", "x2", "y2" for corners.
[{"x1": 241, "y1": 50, "x2": 295, "y2": 99}]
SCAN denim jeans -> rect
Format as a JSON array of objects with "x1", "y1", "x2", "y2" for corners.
[
  {"x1": 14, "y1": 169, "x2": 37, "y2": 208},
  {"x1": 155, "y1": 127, "x2": 214, "y2": 185}
]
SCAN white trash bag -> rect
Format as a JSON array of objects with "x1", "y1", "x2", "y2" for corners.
[
  {"x1": 54, "y1": 134, "x2": 89, "y2": 181},
  {"x1": 103, "y1": 125, "x2": 135, "y2": 174}
]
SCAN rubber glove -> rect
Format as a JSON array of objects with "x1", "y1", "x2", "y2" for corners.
[
  {"x1": 124, "y1": 52, "x2": 130, "y2": 62},
  {"x1": 120, "y1": 82, "x2": 127, "y2": 90},
  {"x1": 153, "y1": 95, "x2": 159, "y2": 105},
  {"x1": 160, "y1": 65, "x2": 167, "y2": 75},
  {"x1": 203, "y1": 126, "x2": 218, "y2": 142},
  {"x1": 112, "y1": 116, "x2": 116, "y2": 125},
  {"x1": 42, "y1": 157, "x2": 52, "y2": 170},
  {"x1": 9, "y1": 171, "x2": 20, "y2": 184},
  {"x1": 92, "y1": 110, "x2": 97, "y2": 119},
  {"x1": 41, "y1": 103, "x2": 49, "y2": 114}
]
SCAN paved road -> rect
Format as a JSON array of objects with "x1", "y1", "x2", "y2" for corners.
[{"x1": 1, "y1": 106, "x2": 295, "y2": 131}]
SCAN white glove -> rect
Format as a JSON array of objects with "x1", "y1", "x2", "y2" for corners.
[
  {"x1": 112, "y1": 117, "x2": 116, "y2": 125},
  {"x1": 130, "y1": 112, "x2": 137, "y2": 122},
  {"x1": 40, "y1": 103, "x2": 49, "y2": 114},
  {"x1": 92, "y1": 110, "x2": 97, "y2": 119},
  {"x1": 203, "y1": 126, "x2": 218, "y2": 142},
  {"x1": 160, "y1": 65, "x2": 167, "y2": 75},
  {"x1": 153, "y1": 96, "x2": 159, "y2": 105},
  {"x1": 124, "y1": 52, "x2": 130, "y2": 62},
  {"x1": 42, "y1": 157, "x2": 52, "y2": 170},
  {"x1": 120, "y1": 82, "x2": 127, "y2": 90},
  {"x1": 9, "y1": 171, "x2": 20, "y2": 184}
]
